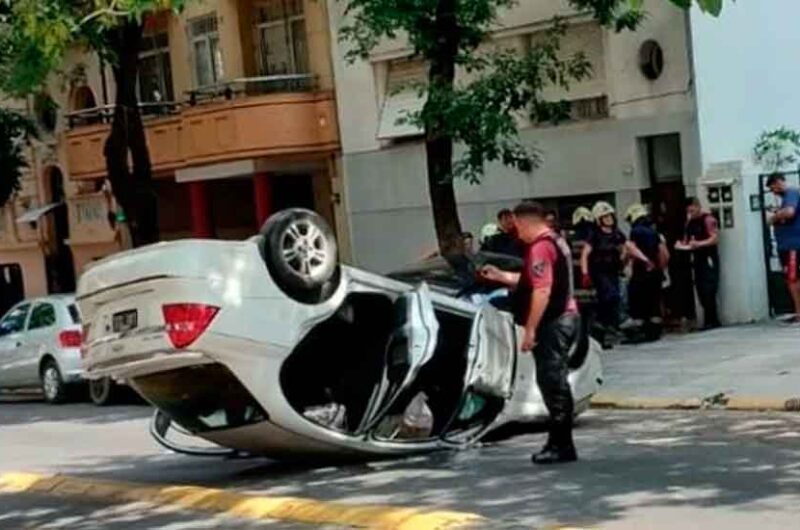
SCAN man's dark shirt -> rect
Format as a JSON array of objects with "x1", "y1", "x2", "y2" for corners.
[
  {"x1": 587, "y1": 227, "x2": 626, "y2": 275},
  {"x1": 481, "y1": 231, "x2": 525, "y2": 257},
  {"x1": 630, "y1": 220, "x2": 661, "y2": 275}
]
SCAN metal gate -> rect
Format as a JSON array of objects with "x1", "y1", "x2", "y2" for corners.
[{"x1": 759, "y1": 170, "x2": 800, "y2": 316}]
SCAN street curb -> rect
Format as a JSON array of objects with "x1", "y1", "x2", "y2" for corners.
[
  {"x1": 0, "y1": 472, "x2": 483, "y2": 529},
  {"x1": 591, "y1": 394, "x2": 800, "y2": 412}
]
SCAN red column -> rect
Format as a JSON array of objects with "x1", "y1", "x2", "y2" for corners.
[
  {"x1": 253, "y1": 172, "x2": 273, "y2": 228},
  {"x1": 188, "y1": 181, "x2": 213, "y2": 238}
]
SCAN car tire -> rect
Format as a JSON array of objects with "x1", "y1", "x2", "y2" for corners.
[
  {"x1": 259, "y1": 208, "x2": 340, "y2": 304},
  {"x1": 41, "y1": 359, "x2": 68, "y2": 404},
  {"x1": 89, "y1": 377, "x2": 118, "y2": 406}
]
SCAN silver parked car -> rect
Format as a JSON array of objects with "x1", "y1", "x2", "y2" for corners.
[{"x1": 0, "y1": 295, "x2": 84, "y2": 403}]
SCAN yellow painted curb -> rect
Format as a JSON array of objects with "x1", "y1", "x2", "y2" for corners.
[
  {"x1": 591, "y1": 394, "x2": 800, "y2": 412},
  {"x1": 0, "y1": 472, "x2": 483, "y2": 529},
  {"x1": 590, "y1": 395, "x2": 702, "y2": 410}
]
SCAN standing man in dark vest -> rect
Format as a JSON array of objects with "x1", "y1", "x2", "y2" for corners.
[
  {"x1": 676, "y1": 197, "x2": 721, "y2": 330},
  {"x1": 480, "y1": 201, "x2": 579, "y2": 465}
]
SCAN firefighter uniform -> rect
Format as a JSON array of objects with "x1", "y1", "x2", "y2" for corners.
[
  {"x1": 625, "y1": 204, "x2": 664, "y2": 340},
  {"x1": 584, "y1": 202, "x2": 626, "y2": 347}
]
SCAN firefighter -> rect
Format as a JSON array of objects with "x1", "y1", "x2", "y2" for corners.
[
  {"x1": 480, "y1": 201, "x2": 580, "y2": 464},
  {"x1": 624, "y1": 204, "x2": 669, "y2": 342},
  {"x1": 571, "y1": 207, "x2": 594, "y2": 243},
  {"x1": 579, "y1": 202, "x2": 626, "y2": 348},
  {"x1": 581, "y1": 201, "x2": 653, "y2": 348}
]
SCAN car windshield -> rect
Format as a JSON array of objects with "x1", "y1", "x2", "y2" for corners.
[
  {"x1": 68, "y1": 304, "x2": 81, "y2": 324},
  {"x1": 0, "y1": 304, "x2": 30, "y2": 336}
]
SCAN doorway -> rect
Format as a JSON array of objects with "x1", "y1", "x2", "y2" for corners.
[
  {"x1": 0, "y1": 264, "x2": 24, "y2": 316},
  {"x1": 639, "y1": 134, "x2": 693, "y2": 323},
  {"x1": 45, "y1": 167, "x2": 76, "y2": 294},
  {"x1": 759, "y1": 170, "x2": 800, "y2": 316}
]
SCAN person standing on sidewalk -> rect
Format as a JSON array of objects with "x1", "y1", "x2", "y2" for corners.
[
  {"x1": 480, "y1": 201, "x2": 579, "y2": 465},
  {"x1": 766, "y1": 174, "x2": 800, "y2": 322},
  {"x1": 676, "y1": 197, "x2": 721, "y2": 330},
  {"x1": 580, "y1": 202, "x2": 625, "y2": 348},
  {"x1": 624, "y1": 204, "x2": 669, "y2": 341}
]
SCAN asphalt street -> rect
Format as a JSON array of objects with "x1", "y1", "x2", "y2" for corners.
[{"x1": 2, "y1": 395, "x2": 800, "y2": 529}]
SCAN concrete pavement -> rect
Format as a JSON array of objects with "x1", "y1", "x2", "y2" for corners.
[
  {"x1": 2, "y1": 398, "x2": 800, "y2": 529},
  {"x1": 596, "y1": 321, "x2": 800, "y2": 408}
]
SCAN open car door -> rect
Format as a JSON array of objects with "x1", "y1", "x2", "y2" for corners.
[
  {"x1": 441, "y1": 305, "x2": 516, "y2": 445},
  {"x1": 357, "y1": 283, "x2": 440, "y2": 434}
]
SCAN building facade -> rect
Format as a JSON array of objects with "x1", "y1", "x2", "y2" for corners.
[
  {"x1": 0, "y1": 0, "x2": 349, "y2": 301},
  {"x1": 329, "y1": 0, "x2": 702, "y2": 273},
  {"x1": 328, "y1": 0, "x2": 799, "y2": 324}
]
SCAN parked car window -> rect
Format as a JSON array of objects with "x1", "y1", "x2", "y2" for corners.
[
  {"x1": 0, "y1": 304, "x2": 31, "y2": 337},
  {"x1": 68, "y1": 304, "x2": 81, "y2": 324},
  {"x1": 28, "y1": 303, "x2": 57, "y2": 330}
]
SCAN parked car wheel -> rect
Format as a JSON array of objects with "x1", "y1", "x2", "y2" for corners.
[
  {"x1": 260, "y1": 209, "x2": 340, "y2": 303},
  {"x1": 89, "y1": 377, "x2": 118, "y2": 406},
  {"x1": 41, "y1": 359, "x2": 68, "y2": 404}
]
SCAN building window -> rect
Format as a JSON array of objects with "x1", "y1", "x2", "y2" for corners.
[
  {"x1": 139, "y1": 31, "x2": 174, "y2": 103},
  {"x1": 255, "y1": 0, "x2": 308, "y2": 75},
  {"x1": 190, "y1": 14, "x2": 224, "y2": 87}
]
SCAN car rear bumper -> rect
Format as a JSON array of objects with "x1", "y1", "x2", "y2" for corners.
[
  {"x1": 57, "y1": 348, "x2": 87, "y2": 384},
  {"x1": 85, "y1": 351, "x2": 213, "y2": 380}
]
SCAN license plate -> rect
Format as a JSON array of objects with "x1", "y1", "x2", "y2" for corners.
[{"x1": 112, "y1": 309, "x2": 138, "y2": 333}]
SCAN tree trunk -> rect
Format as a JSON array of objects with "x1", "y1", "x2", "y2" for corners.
[
  {"x1": 425, "y1": 0, "x2": 463, "y2": 256},
  {"x1": 103, "y1": 20, "x2": 159, "y2": 247}
]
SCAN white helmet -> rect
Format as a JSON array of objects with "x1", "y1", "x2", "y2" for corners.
[
  {"x1": 572, "y1": 206, "x2": 594, "y2": 225},
  {"x1": 592, "y1": 201, "x2": 616, "y2": 221},
  {"x1": 625, "y1": 203, "x2": 649, "y2": 224},
  {"x1": 480, "y1": 223, "x2": 500, "y2": 244}
]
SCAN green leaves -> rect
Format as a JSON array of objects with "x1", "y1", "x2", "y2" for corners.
[
  {"x1": 0, "y1": 0, "x2": 190, "y2": 96},
  {"x1": 399, "y1": 23, "x2": 592, "y2": 184},
  {"x1": 753, "y1": 127, "x2": 800, "y2": 173},
  {"x1": 0, "y1": 108, "x2": 38, "y2": 207}
]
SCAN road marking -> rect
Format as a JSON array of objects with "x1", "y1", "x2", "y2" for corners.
[{"x1": 0, "y1": 472, "x2": 483, "y2": 529}]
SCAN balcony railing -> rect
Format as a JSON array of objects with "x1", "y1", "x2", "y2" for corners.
[
  {"x1": 186, "y1": 74, "x2": 317, "y2": 106},
  {"x1": 65, "y1": 102, "x2": 180, "y2": 129}
]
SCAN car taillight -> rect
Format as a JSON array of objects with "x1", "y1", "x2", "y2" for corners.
[
  {"x1": 162, "y1": 304, "x2": 220, "y2": 349},
  {"x1": 59, "y1": 330, "x2": 83, "y2": 349}
]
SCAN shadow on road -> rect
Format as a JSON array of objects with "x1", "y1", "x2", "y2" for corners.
[{"x1": 23, "y1": 410, "x2": 800, "y2": 527}]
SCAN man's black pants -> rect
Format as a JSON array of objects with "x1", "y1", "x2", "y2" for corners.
[
  {"x1": 533, "y1": 313, "x2": 579, "y2": 449},
  {"x1": 693, "y1": 257, "x2": 720, "y2": 328},
  {"x1": 628, "y1": 270, "x2": 662, "y2": 321}
]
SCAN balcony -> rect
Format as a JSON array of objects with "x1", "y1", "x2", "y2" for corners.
[{"x1": 62, "y1": 76, "x2": 340, "y2": 180}]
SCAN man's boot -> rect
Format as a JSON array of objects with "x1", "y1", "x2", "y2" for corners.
[{"x1": 532, "y1": 425, "x2": 577, "y2": 465}]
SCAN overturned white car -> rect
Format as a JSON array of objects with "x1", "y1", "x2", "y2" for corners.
[{"x1": 78, "y1": 209, "x2": 602, "y2": 459}]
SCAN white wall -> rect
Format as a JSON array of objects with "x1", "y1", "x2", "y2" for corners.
[{"x1": 689, "y1": 1, "x2": 800, "y2": 322}]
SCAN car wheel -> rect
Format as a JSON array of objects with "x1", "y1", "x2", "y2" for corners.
[
  {"x1": 89, "y1": 377, "x2": 117, "y2": 406},
  {"x1": 260, "y1": 208, "x2": 340, "y2": 303},
  {"x1": 41, "y1": 360, "x2": 68, "y2": 404}
]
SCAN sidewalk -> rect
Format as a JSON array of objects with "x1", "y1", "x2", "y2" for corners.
[{"x1": 593, "y1": 321, "x2": 800, "y2": 410}]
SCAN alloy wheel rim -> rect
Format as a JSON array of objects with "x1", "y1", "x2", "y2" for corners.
[
  {"x1": 43, "y1": 367, "x2": 59, "y2": 400},
  {"x1": 280, "y1": 220, "x2": 330, "y2": 281}
]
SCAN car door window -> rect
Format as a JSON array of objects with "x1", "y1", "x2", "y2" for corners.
[
  {"x1": 0, "y1": 304, "x2": 31, "y2": 337},
  {"x1": 28, "y1": 303, "x2": 57, "y2": 331}
]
